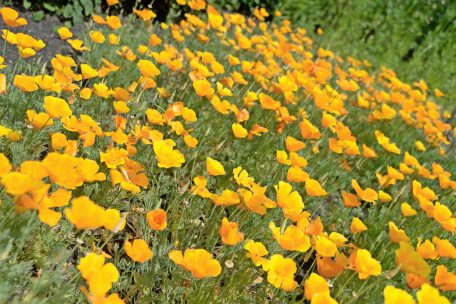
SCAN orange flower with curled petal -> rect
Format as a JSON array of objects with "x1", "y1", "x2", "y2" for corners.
[
  {"x1": 287, "y1": 166, "x2": 309, "y2": 183},
  {"x1": 349, "y1": 248, "x2": 381, "y2": 279},
  {"x1": 190, "y1": 176, "x2": 211, "y2": 198},
  {"x1": 241, "y1": 186, "x2": 276, "y2": 215},
  {"x1": 274, "y1": 181, "x2": 304, "y2": 216},
  {"x1": 383, "y1": 286, "x2": 414, "y2": 304},
  {"x1": 77, "y1": 252, "x2": 119, "y2": 297},
  {"x1": 19, "y1": 160, "x2": 47, "y2": 180},
  {"x1": 108, "y1": 33, "x2": 119, "y2": 45},
  {"x1": 109, "y1": 159, "x2": 148, "y2": 194},
  {"x1": 211, "y1": 189, "x2": 241, "y2": 206},
  {"x1": 305, "y1": 179, "x2": 327, "y2": 196},
  {"x1": 401, "y1": 202, "x2": 417, "y2": 217},
  {"x1": 370, "y1": 104, "x2": 397, "y2": 121},
  {"x1": 64, "y1": 196, "x2": 106, "y2": 229},
  {"x1": 89, "y1": 31, "x2": 105, "y2": 44},
  {"x1": 106, "y1": 0, "x2": 119, "y2": 5},
  {"x1": 328, "y1": 232, "x2": 347, "y2": 247},
  {"x1": 406, "y1": 273, "x2": 430, "y2": 289},
  {"x1": 277, "y1": 75, "x2": 298, "y2": 93},
  {"x1": 81, "y1": 64, "x2": 98, "y2": 79},
  {"x1": 153, "y1": 140, "x2": 185, "y2": 168},
  {"x1": 350, "y1": 217, "x2": 367, "y2": 234},
  {"x1": 435, "y1": 265, "x2": 456, "y2": 291},
  {"x1": 18, "y1": 46, "x2": 35, "y2": 58},
  {"x1": 387, "y1": 166, "x2": 405, "y2": 181},
  {"x1": 342, "y1": 191, "x2": 360, "y2": 207},
  {"x1": 316, "y1": 252, "x2": 348, "y2": 278},
  {"x1": 378, "y1": 190, "x2": 392, "y2": 203},
  {"x1": 149, "y1": 34, "x2": 162, "y2": 47},
  {"x1": 416, "y1": 239, "x2": 438, "y2": 260},
  {"x1": 137, "y1": 59, "x2": 160, "y2": 78},
  {"x1": 290, "y1": 152, "x2": 307, "y2": 168},
  {"x1": 206, "y1": 157, "x2": 225, "y2": 176},
  {"x1": 13, "y1": 182, "x2": 49, "y2": 211},
  {"x1": 208, "y1": 11, "x2": 224, "y2": 30},
  {"x1": 216, "y1": 82, "x2": 232, "y2": 96},
  {"x1": 400, "y1": 163, "x2": 414, "y2": 175},
  {"x1": 26, "y1": 110, "x2": 53, "y2": 129},
  {"x1": 57, "y1": 27, "x2": 73, "y2": 40},
  {"x1": 110, "y1": 169, "x2": 140, "y2": 194},
  {"x1": 211, "y1": 95, "x2": 231, "y2": 114},
  {"x1": 315, "y1": 236, "x2": 338, "y2": 257},
  {"x1": 248, "y1": 124, "x2": 268, "y2": 139},
  {"x1": 219, "y1": 217, "x2": 244, "y2": 245},
  {"x1": 375, "y1": 130, "x2": 401, "y2": 154},
  {"x1": 103, "y1": 209, "x2": 126, "y2": 232},
  {"x1": 36, "y1": 188, "x2": 72, "y2": 227},
  {"x1": 244, "y1": 240, "x2": 268, "y2": 267},
  {"x1": 43, "y1": 96, "x2": 72, "y2": 118},
  {"x1": 0, "y1": 125, "x2": 20, "y2": 141},
  {"x1": 338, "y1": 77, "x2": 360, "y2": 91},
  {"x1": 188, "y1": 0, "x2": 206, "y2": 10},
  {"x1": 193, "y1": 79, "x2": 214, "y2": 97},
  {"x1": 234, "y1": 31, "x2": 251, "y2": 49},
  {"x1": 258, "y1": 93, "x2": 280, "y2": 110},
  {"x1": 300, "y1": 119, "x2": 321, "y2": 140},
  {"x1": 433, "y1": 202, "x2": 452, "y2": 224},
  {"x1": 253, "y1": 7, "x2": 269, "y2": 21},
  {"x1": 42, "y1": 152, "x2": 106, "y2": 189},
  {"x1": 232, "y1": 123, "x2": 248, "y2": 138},
  {"x1": 388, "y1": 221, "x2": 410, "y2": 243},
  {"x1": 266, "y1": 254, "x2": 298, "y2": 292},
  {"x1": 417, "y1": 284, "x2": 450, "y2": 304},
  {"x1": 0, "y1": 153, "x2": 11, "y2": 177},
  {"x1": 0, "y1": 73, "x2": 5, "y2": 94},
  {"x1": 169, "y1": 248, "x2": 221, "y2": 279},
  {"x1": 106, "y1": 128, "x2": 128, "y2": 145},
  {"x1": 133, "y1": 8, "x2": 156, "y2": 22},
  {"x1": 269, "y1": 222, "x2": 310, "y2": 252},
  {"x1": 182, "y1": 107, "x2": 197, "y2": 122},
  {"x1": 125, "y1": 239, "x2": 153, "y2": 263},
  {"x1": 106, "y1": 16, "x2": 122, "y2": 30},
  {"x1": 34, "y1": 75, "x2": 61, "y2": 92},
  {"x1": 14, "y1": 75, "x2": 38, "y2": 92},
  {"x1": 146, "y1": 108, "x2": 165, "y2": 125},
  {"x1": 304, "y1": 272, "x2": 329, "y2": 300},
  {"x1": 0, "y1": 7, "x2": 27, "y2": 27},
  {"x1": 435, "y1": 88, "x2": 445, "y2": 97},
  {"x1": 277, "y1": 150, "x2": 291, "y2": 165},
  {"x1": 362, "y1": 144, "x2": 377, "y2": 158},
  {"x1": 67, "y1": 39, "x2": 90, "y2": 51},
  {"x1": 285, "y1": 136, "x2": 305, "y2": 152},
  {"x1": 311, "y1": 292, "x2": 338, "y2": 304},
  {"x1": 405, "y1": 152, "x2": 420, "y2": 168},
  {"x1": 351, "y1": 179, "x2": 377, "y2": 203},
  {"x1": 0, "y1": 172, "x2": 44, "y2": 197},
  {"x1": 321, "y1": 112, "x2": 337, "y2": 129},
  {"x1": 432, "y1": 237, "x2": 456, "y2": 258},
  {"x1": 395, "y1": 241, "x2": 431, "y2": 278},
  {"x1": 146, "y1": 209, "x2": 167, "y2": 231},
  {"x1": 233, "y1": 167, "x2": 254, "y2": 187},
  {"x1": 306, "y1": 216, "x2": 324, "y2": 236},
  {"x1": 100, "y1": 147, "x2": 128, "y2": 169}
]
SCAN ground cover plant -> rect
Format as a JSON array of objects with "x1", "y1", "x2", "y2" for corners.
[{"x1": 0, "y1": 2, "x2": 455, "y2": 303}]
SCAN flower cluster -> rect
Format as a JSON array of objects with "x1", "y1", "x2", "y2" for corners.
[{"x1": 0, "y1": 2, "x2": 454, "y2": 303}]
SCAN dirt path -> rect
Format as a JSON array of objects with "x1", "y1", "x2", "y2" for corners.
[{"x1": 1, "y1": 9, "x2": 82, "y2": 67}]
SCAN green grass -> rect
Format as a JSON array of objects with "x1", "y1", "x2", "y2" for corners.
[{"x1": 281, "y1": 0, "x2": 456, "y2": 108}]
